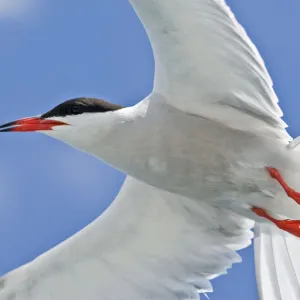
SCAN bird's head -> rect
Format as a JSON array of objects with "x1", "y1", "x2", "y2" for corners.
[{"x1": 0, "y1": 97, "x2": 125, "y2": 150}]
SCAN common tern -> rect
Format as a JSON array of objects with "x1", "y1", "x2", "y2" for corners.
[{"x1": 1, "y1": 0, "x2": 300, "y2": 299}]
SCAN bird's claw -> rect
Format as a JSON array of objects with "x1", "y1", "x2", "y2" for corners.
[
  {"x1": 266, "y1": 166, "x2": 300, "y2": 205},
  {"x1": 276, "y1": 220, "x2": 300, "y2": 237},
  {"x1": 252, "y1": 206, "x2": 300, "y2": 238}
]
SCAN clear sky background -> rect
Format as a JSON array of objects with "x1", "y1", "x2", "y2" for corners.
[{"x1": 0, "y1": 1, "x2": 299, "y2": 299}]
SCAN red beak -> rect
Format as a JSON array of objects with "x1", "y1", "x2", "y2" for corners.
[{"x1": 0, "y1": 117, "x2": 69, "y2": 132}]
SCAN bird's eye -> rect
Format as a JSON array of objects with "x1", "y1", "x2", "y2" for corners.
[{"x1": 71, "y1": 105, "x2": 82, "y2": 115}]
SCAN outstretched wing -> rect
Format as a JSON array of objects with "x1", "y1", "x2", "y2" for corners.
[
  {"x1": 0, "y1": 177, "x2": 253, "y2": 300},
  {"x1": 130, "y1": 0, "x2": 290, "y2": 140}
]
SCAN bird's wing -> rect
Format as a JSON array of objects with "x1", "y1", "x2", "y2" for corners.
[
  {"x1": 254, "y1": 224, "x2": 300, "y2": 300},
  {"x1": 130, "y1": 0, "x2": 290, "y2": 140},
  {"x1": 0, "y1": 177, "x2": 254, "y2": 300}
]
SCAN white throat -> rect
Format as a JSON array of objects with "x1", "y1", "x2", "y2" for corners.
[{"x1": 44, "y1": 100, "x2": 149, "y2": 169}]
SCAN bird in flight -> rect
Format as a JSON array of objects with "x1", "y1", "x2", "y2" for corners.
[{"x1": 1, "y1": 1, "x2": 300, "y2": 299}]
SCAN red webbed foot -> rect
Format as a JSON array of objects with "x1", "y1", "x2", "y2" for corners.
[
  {"x1": 266, "y1": 167, "x2": 300, "y2": 205},
  {"x1": 252, "y1": 207, "x2": 300, "y2": 238}
]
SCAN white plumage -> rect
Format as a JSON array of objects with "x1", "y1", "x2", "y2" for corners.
[{"x1": 1, "y1": 0, "x2": 300, "y2": 299}]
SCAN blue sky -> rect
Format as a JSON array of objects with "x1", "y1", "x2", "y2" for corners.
[{"x1": 0, "y1": 1, "x2": 299, "y2": 299}]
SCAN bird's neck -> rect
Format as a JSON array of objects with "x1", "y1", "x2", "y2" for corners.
[{"x1": 83, "y1": 99, "x2": 150, "y2": 173}]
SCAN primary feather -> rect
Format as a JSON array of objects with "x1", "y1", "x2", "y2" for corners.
[{"x1": 0, "y1": 177, "x2": 254, "y2": 300}]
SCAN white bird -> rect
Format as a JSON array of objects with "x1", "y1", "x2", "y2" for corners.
[{"x1": 0, "y1": 0, "x2": 300, "y2": 299}]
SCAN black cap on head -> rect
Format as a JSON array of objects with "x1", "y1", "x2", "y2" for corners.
[{"x1": 41, "y1": 97, "x2": 124, "y2": 119}]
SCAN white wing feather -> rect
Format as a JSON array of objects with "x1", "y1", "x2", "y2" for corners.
[
  {"x1": 255, "y1": 224, "x2": 300, "y2": 300},
  {"x1": 0, "y1": 177, "x2": 254, "y2": 299},
  {"x1": 1, "y1": 1, "x2": 298, "y2": 300},
  {"x1": 130, "y1": 0, "x2": 290, "y2": 140},
  {"x1": 130, "y1": 0, "x2": 300, "y2": 298}
]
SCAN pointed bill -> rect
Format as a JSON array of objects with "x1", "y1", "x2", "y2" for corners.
[{"x1": 0, "y1": 117, "x2": 69, "y2": 132}]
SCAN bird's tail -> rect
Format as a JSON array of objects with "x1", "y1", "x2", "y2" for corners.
[{"x1": 254, "y1": 223, "x2": 300, "y2": 300}]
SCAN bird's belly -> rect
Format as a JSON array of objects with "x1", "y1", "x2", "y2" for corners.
[
  {"x1": 121, "y1": 119, "x2": 279, "y2": 202},
  {"x1": 136, "y1": 152, "x2": 234, "y2": 200},
  {"x1": 98, "y1": 106, "x2": 289, "y2": 208}
]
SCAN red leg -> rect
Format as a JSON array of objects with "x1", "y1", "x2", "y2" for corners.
[
  {"x1": 252, "y1": 207, "x2": 300, "y2": 238},
  {"x1": 266, "y1": 167, "x2": 300, "y2": 204}
]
